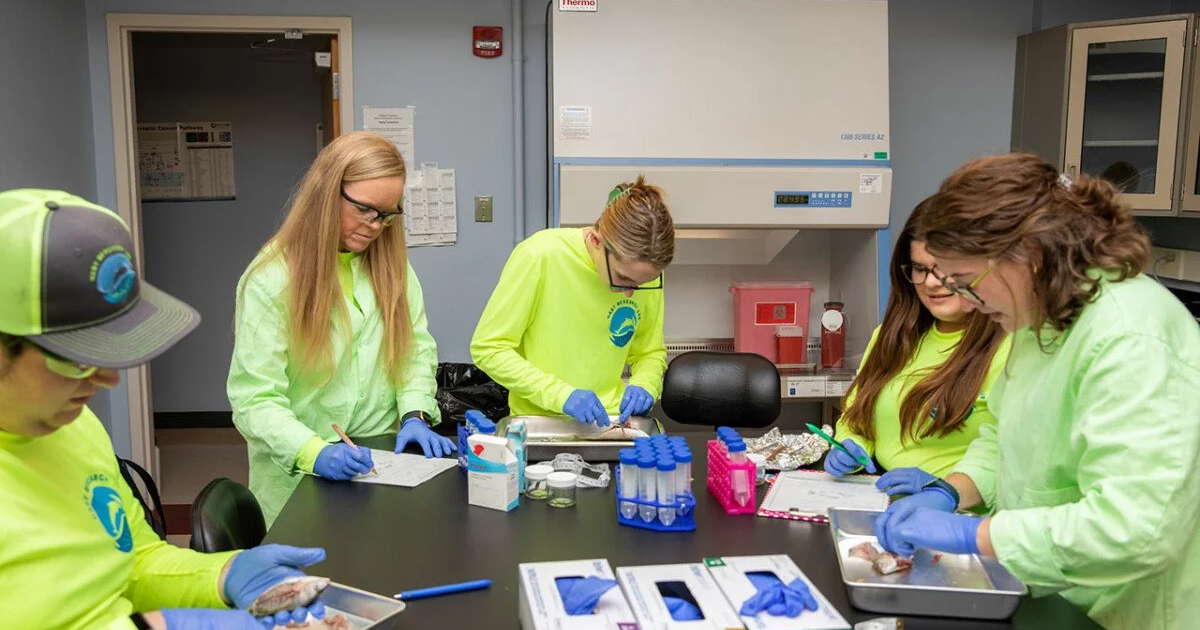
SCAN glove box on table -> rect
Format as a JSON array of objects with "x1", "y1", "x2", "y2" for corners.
[{"x1": 704, "y1": 555, "x2": 849, "y2": 630}]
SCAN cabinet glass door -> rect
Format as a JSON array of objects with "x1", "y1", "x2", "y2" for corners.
[
  {"x1": 1064, "y1": 20, "x2": 1187, "y2": 214},
  {"x1": 1182, "y1": 30, "x2": 1200, "y2": 215}
]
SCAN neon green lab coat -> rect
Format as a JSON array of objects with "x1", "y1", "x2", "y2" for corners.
[
  {"x1": 952, "y1": 273, "x2": 1200, "y2": 630},
  {"x1": 227, "y1": 251, "x2": 440, "y2": 526}
]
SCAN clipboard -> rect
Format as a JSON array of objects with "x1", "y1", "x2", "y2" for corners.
[{"x1": 757, "y1": 469, "x2": 890, "y2": 524}]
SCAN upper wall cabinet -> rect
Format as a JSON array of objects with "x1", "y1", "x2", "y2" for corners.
[{"x1": 1012, "y1": 15, "x2": 1193, "y2": 216}]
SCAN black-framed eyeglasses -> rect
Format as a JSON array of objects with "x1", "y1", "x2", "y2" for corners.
[
  {"x1": 899, "y1": 263, "x2": 932, "y2": 285},
  {"x1": 340, "y1": 187, "x2": 403, "y2": 227},
  {"x1": 605, "y1": 247, "x2": 663, "y2": 291}
]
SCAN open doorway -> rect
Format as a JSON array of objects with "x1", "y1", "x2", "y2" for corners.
[{"x1": 106, "y1": 14, "x2": 353, "y2": 543}]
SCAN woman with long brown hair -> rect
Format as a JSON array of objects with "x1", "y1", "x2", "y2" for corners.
[
  {"x1": 470, "y1": 176, "x2": 674, "y2": 427},
  {"x1": 826, "y1": 198, "x2": 1009, "y2": 490},
  {"x1": 874, "y1": 153, "x2": 1200, "y2": 630},
  {"x1": 228, "y1": 132, "x2": 453, "y2": 525}
]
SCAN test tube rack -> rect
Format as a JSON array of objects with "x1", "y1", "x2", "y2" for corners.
[
  {"x1": 613, "y1": 466, "x2": 697, "y2": 532},
  {"x1": 706, "y1": 440, "x2": 758, "y2": 514}
]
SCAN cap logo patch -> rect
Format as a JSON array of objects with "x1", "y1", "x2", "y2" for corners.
[{"x1": 90, "y1": 245, "x2": 136, "y2": 304}]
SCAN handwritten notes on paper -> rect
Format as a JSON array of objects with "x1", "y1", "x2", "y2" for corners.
[{"x1": 352, "y1": 449, "x2": 458, "y2": 487}]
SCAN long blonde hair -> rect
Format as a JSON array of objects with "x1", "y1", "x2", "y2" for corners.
[
  {"x1": 251, "y1": 131, "x2": 412, "y2": 383},
  {"x1": 595, "y1": 175, "x2": 675, "y2": 268}
]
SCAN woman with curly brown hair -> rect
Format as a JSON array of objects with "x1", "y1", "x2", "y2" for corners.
[{"x1": 873, "y1": 153, "x2": 1200, "y2": 630}]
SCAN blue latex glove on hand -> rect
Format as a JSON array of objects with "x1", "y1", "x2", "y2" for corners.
[
  {"x1": 224, "y1": 544, "x2": 327, "y2": 623},
  {"x1": 617, "y1": 385, "x2": 654, "y2": 424},
  {"x1": 564, "y1": 389, "x2": 609, "y2": 427},
  {"x1": 556, "y1": 576, "x2": 619, "y2": 615},
  {"x1": 741, "y1": 573, "x2": 818, "y2": 618},
  {"x1": 395, "y1": 417, "x2": 457, "y2": 458},
  {"x1": 876, "y1": 506, "x2": 982, "y2": 557},
  {"x1": 161, "y1": 609, "x2": 263, "y2": 630},
  {"x1": 823, "y1": 439, "x2": 876, "y2": 476},
  {"x1": 875, "y1": 467, "x2": 940, "y2": 496},
  {"x1": 313, "y1": 444, "x2": 374, "y2": 481}
]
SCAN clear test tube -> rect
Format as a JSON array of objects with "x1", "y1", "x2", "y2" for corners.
[
  {"x1": 637, "y1": 453, "x2": 657, "y2": 523},
  {"x1": 728, "y1": 440, "x2": 751, "y2": 507},
  {"x1": 656, "y1": 458, "x2": 677, "y2": 527},
  {"x1": 618, "y1": 448, "x2": 639, "y2": 519},
  {"x1": 673, "y1": 447, "x2": 693, "y2": 516}
]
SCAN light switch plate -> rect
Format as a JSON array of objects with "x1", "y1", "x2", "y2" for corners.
[{"x1": 475, "y1": 195, "x2": 493, "y2": 222}]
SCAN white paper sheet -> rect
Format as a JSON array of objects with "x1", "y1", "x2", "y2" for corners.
[
  {"x1": 402, "y1": 166, "x2": 457, "y2": 247},
  {"x1": 351, "y1": 449, "x2": 458, "y2": 487},
  {"x1": 363, "y1": 106, "x2": 416, "y2": 175},
  {"x1": 758, "y1": 470, "x2": 889, "y2": 519}
]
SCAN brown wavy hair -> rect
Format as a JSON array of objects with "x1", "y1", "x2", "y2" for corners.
[
  {"x1": 917, "y1": 152, "x2": 1151, "y2": 343},
  {"x1": 595, "y1": 175, "x2": 675, "y2": 268},
  {"x1": 840, "y1": 198, "x2": 1007, "y2": 443},
  {"x1": 247, "y1": 131, "x2": 412, "y2": 384}
]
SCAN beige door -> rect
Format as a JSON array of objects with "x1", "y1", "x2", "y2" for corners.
[
  {"x1": 1064, "y1": 19, "x2": 1188, "y2": 215},
  {"x1": 321, "y1": 35, "x2": 341, "y2": 146}
]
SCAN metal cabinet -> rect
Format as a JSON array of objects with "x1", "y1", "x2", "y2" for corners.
[{"x1": 1013, "y1": 15, "x2": 1193, "y2": 216}]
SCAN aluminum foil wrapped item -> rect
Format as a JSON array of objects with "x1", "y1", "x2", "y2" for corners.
[
  {"x1": 744, "y1": 426, "x2": 832, "y2": 471},
  {"x1": 537, "y1": 452, "x2": 612, "y2": 488}
]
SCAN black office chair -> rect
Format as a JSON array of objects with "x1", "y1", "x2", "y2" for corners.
[
  {"x1": 189, "y1": 478, "x2": 266, "y2": 553},
  {"x1": 660, "y1": 351, "x2": 781, "y2": 428}
]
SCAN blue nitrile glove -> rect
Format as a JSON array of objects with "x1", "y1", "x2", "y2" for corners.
[
  {"x1": 741, "y1": 573, "x2": 818, "y2": 618},
  {"x1": 161, "y1": 609, "x2": 263, "y2": 630},
  {"x1": 312, "y1": 443, "x2": 374, "y2": 481},
  {"x1": 876, "y1": 507, "x2": 981, "y2": 557},
  {"x1": 224, "y1": 545, "x2": 328, "y2": 623},
  {"x1": 555, "y1": 576, "x2": 619, "y2": 615},
  {"x1": 395, "y1": 417, "x2": 458, "y2": 458},
  {"x1": 618, "y1": 385, "x2": 654, "y2": 424},
  {"x1": 663, "y1": 597, "x2": 704, "y2": 621},
  {"x1": 564, "y1": 389, "x2": 609, "y2": 427},
  {"x1": 823, "y1": 439, "x2": 876, "y2": 476},
  {"x1": 875, "y1": 467, "x2": 940, "y2": 497},
  {"x1": 873, "y1": 488, "x2": 957, "y2": 555}
]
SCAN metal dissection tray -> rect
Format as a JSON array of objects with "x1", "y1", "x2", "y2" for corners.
[
  {"x1": 494, "y1": 414, "x2": 664, "y2": 461},
  {"x1": 321, "y1": 582, "x2": 406, "y2": 629},
  {"x1": 828, "y1": 508, "x2": 1027, "y2": 621}
]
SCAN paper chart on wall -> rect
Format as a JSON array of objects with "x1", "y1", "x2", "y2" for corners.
[
  {"x1": 363, "y1": 106, "x2": 416, "y2": 176},
  {"x1": 137, "y1": 122, "x2": 236, "y2": 202},
  {"x1": 403, "y1": 162, "x2": 457, "y2": 247}
]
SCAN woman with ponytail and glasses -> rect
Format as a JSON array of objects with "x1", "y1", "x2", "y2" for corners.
[
  {"x1": 825, "y1": 199, "x2": 1010, "y2": 502},
  {"x1": 228, "y1": 132, "x2": 453, "y2": 526},
  {"x1": 873, "y1": 153, "x2": 1200, "y2": 630},
  {"x1": 471, "y1": 176, "x2": 675, "y2": 427}
]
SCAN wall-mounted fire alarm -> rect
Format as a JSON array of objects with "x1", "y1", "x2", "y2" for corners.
[{"x1": 473, "y1": 26, "x2": 503, "y2": 58}]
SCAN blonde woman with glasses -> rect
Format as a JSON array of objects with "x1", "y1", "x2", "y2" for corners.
[
  {"x1": 228, "y1": 131, "x2": 453, "y2": 526},
  {"x1": 471, "y1": 176, "x2": 675, "y2": 427}
]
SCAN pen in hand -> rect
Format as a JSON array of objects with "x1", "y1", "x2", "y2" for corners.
[{"x1": 331, "y1": 422, "x2": 377, "y2": 476}]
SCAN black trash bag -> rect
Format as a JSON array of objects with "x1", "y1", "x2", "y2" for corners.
[{"x1": 432, "y1": 362, "x2": 510, "y2": 436}]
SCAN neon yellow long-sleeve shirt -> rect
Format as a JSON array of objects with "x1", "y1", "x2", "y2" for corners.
[
  {"x1": 835, "y1": 324, "x2": 1011, "y2": 478},
  {"x1": 0, "y1": 408, "x2": 236, "y2": 630},
  {"x1": 470, "y1": 228, "x2": 667, "y2": 417}
]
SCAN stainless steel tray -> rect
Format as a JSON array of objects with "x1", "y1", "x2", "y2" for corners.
[
  {"x1": 495, "y1": 414, "x2": 664, "y2": 461},
  {"x1": 829, "y1": 508, "x2": 1027, "y2": 620},
  {"x1": 321, "y1": 582, "x2": 406, "y2": 629}
]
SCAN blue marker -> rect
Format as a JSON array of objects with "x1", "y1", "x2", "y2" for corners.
[{"x1": 394, "y1": 579, "x2": 492, "y2": 601}]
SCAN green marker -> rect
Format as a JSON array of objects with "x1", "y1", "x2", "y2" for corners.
[{"x1": 806, "y1": 423, "x2": 873, "y2": 471}]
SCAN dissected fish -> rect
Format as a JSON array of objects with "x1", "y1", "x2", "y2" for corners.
[
  {"x1": 249, "y1": 576, "x2": 331, "y2": 616},
  {"x1": 590, "y1": 425, "x2": 650, "y2": 440},
  {"x1": 848, "y1": 542, "x2": 913, "y2": 575},
  {"x1": 275, "y1": 613, "x2": 353, "y2": 630}
]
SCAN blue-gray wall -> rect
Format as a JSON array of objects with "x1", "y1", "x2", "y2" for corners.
[
  {"x1": 133, "y1": 41, "x2": 325, "y2": 413},
  {"x1": 61, "y1": 0, "x2": 1200, "y2": 455}
]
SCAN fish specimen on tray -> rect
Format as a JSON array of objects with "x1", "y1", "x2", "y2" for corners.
[
  {"x1": 849, "y1": 542, "x2": 913, "y2": 576},
  {"x1": 250, "y1": 576, "x2": 332, "y2": 616},
  {"x1": 589, "y1": 424, "x2": 650, "y2": 440}
]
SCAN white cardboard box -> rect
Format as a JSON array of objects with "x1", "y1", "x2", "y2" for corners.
[
  {"x1": 616, "y1": 563, "x2": 743, "y2": 630},
  {"x1": 518, "y1": 559, "x2": 640, "y2": 630},
  {"x1": 704, "y1": 555, "x2": 849, "y2": 630},
  {"x1": 467, "y1": 433, "x2": 519, "y2": 511}
]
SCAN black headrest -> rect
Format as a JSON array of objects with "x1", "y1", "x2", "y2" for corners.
[{"x1": 660, "y1": 351, "x2": 781, "y2": 428}]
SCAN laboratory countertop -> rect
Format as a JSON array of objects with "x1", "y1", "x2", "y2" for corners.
[{"x1": 265, "y1": 434, "x2": 1102, "y2": 630}]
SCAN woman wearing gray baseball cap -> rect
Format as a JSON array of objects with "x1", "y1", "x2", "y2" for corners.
[{"x1": 0, "y1": 189, "x2": 330, "y2": 630}]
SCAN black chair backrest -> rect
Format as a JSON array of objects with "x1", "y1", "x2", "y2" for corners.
[
  {"x1": 189, "y1": 478, "x2": 266, "y2": 553},
  {"x1": 660, "y1": 351, "x2": 781, "y2": 428},
  {"x1": 117, "y1": 457, "x2": 167, "y2": 540}
]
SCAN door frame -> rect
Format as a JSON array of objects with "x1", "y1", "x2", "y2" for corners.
[{"x1": 105, "y1": 13, "x2": 354, "y2": 475}]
